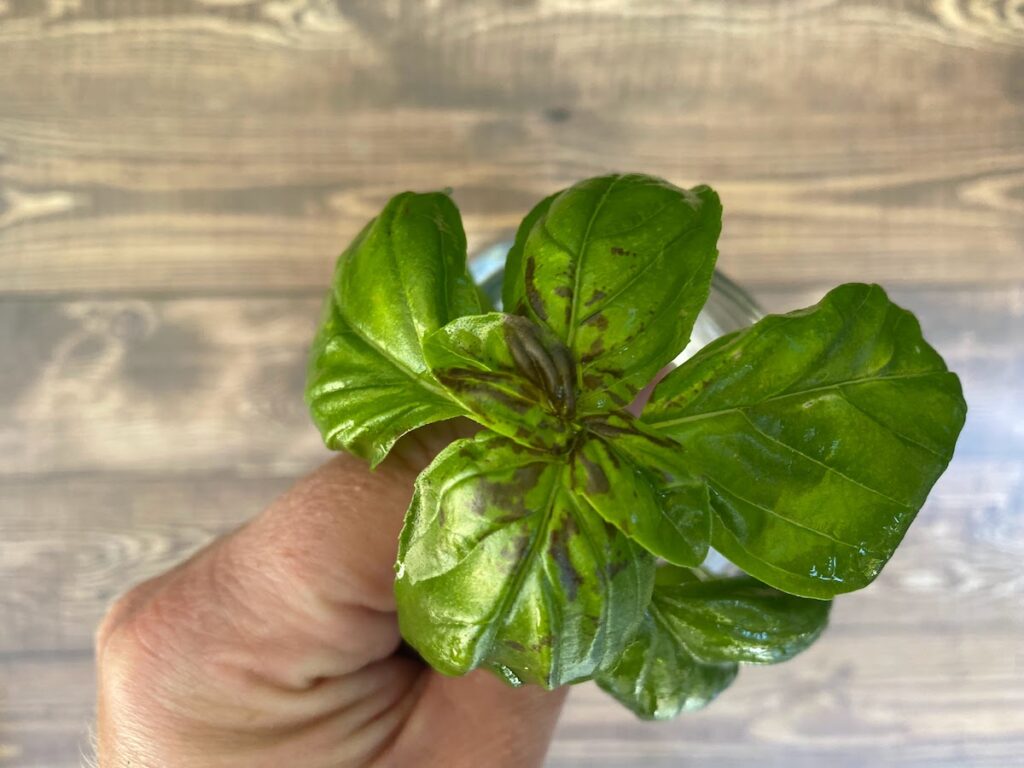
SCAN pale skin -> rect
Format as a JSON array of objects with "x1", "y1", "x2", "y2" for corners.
[{"x1": 95, "y1": 423, "x2": 567, "y2": 767}]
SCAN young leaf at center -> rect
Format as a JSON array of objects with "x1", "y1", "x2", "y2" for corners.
[{"x1": 423, "y1": 312, "x2": 577, "y2": 450}]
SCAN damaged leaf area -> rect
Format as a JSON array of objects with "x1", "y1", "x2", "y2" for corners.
[
  {"x1": 306, "y1": 174, "x2": 966, "y2": 719},
  {"x1": 502, "y1": 174, "x2": 721, "y2": 412},
  {"x1": 395, "y1": 431, "x2": 655, "y2": 688},
  {"x1": 424, "y1": 313, "x2": 577, "y2": 450},
  {"x1": 572, "y1": 414, "x2": 711, "y2": 567}
]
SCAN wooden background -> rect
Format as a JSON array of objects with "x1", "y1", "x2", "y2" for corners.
[{"x1": 1, "y1": 1, "x2": 1022, "y2": 766}]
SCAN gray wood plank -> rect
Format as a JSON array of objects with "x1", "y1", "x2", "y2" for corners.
[
  {"x1": 1, "y1": 1, "x2": 1022, "y2": 292},
  {"x1": 0, "y1": 286, "x2": 1016, "y2": 476}
]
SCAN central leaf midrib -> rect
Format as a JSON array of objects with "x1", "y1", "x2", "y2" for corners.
[
  {"x1": 644, "y1": 370, "x2": 945, "y2": 429},
  {"x1": 337, "y1": 312, "x2": 450, "y2": 400},
  {"x1": 576, "y1": 220, "x2": 710, "y2": 329},
  {"x1": 473, "y1": 463, "x2": 566, "y2": 675},
  {"x1": 566, "y1": 175, "x2": 621, "y2": 350}
]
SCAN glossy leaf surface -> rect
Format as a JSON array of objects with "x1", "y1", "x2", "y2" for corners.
[
  {"x1": 395, "y1": 431, "x2": 656, "y2": 688},
  {"x1": 423, "y1": 313, "x2": 576, "y2": 450},
  {"x1": 503, "y1": 174, "x2": 721, "y2": 411},
  {"x1": 595, "y1": 567, "x2": 737, "y2": 719},
  {"x1": 572, "y1": 414, "x2": 710, "y2": 567},
  {"x1": 652, "y1": 566, "x2": 831, "y2": 664},
  {"x1": 596, "y1": 566, "x2": 829, "y2": 719},
  {"x1": 644, "y1": 283, "x2": 967, "y2": 598},
  {"x1": 305, "y1": 192, "x2": 482, "y2": 465}
]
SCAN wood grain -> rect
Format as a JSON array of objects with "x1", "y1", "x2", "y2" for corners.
[
  {"x1": 0, "y1": 287, "x2": 1017, "y2": 477},
  {"x1": 1, "y1": 1, "x2": 1022, "y2": 292},
  {"x1": 1, "y1": 1, "x2": 1022, "y2": 766}
]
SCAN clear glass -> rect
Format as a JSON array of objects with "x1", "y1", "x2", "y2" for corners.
[{"x1": 469, "y1": 240, "x2": 764, "y2": 366}]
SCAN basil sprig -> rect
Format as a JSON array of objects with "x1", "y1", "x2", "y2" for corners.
[{"x1": 306, "y1": 174, "x2": 966, "y2": 718}]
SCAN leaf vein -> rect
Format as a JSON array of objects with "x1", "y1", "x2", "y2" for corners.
[{"x1": 736, "y1": 411, "x2": 916, "y2": 511}]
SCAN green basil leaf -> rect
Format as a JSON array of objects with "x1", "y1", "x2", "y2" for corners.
[
  {"x1": 395, "y1": 431, "x2": 656, "y2": 688},
  {"x1": 503, "y1": 174, "x2": 721, "y2": 411},
  {"x1": 305, "y1": 192, "x2": 483, "y2": 465},
  {"x1": 423, "y1": 313, "x2": 576, "y2": 450},
  {"x1": 572, "y1": 414, "x2": 710, "y2": 567},
  {"x1": 595, "y1": 578, "x2": 737, "y2": 719},
  {"x1": 643, "y1": 283, "x2": 968, "y2": 598},
  {"x1": 652, "y1": 566, "x2": 831, "y2": 664},
  {"x1": 596, "y1": 564, "x2": 829, "y2": 719},
  {"x1": 502, "y1": 190, "x2": 560, "y2": 313},
  {"x1": 306, "y1": 296, "x2": 465, "y2": 466}
]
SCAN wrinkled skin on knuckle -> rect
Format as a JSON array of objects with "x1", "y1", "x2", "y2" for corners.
[{"x1": 96, "y1": 576, "x2": 201, "y2": 757}]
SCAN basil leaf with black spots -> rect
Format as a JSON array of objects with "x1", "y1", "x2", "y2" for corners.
[
  {"x1": 424, "y1": 313, "x2": 577, "y2": 450},
  {"x1": 305, "y1": 176, "x2": 966, "y2": 719},
  {"x1": 395, "y1": 431, "x2": 655, "y2": 689},
  {"x1": 572, "y1": 414, "x2": 711, "y2": 567},
  {"x1": 502, "y1": 174, "x2": 721, "y2": 412}
]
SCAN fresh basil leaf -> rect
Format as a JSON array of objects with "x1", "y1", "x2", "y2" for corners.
[
  {"x1": 395, "y1": 431, "x2": 656, "y2": 688},
  {"x1": 643, "y1": 283, "x2": 968, "y2": 598},
  {"x1": 596, "y1": 564, "x2": 829, "y2": 719},
  {"x1": 652, "y1": 566, "x2": 831, "y2": 664},
  {"x1": 305, "y1": 192, "x2": 483, "y2": 465},
  {"x1": 503, "y1": 174, "x2": 721, "y2": 411},
  {"x1": 306, "y1": 296, "x2": 465, "y2": 466},
  {"x1": 423, "y1": 313, "x2": 576, "y2": 450},
  {"x1": 595, "y1": 569, "x2": 737, "y2": 719},
  {"x1": 572, "y1": 414, "x2": 710, "y2": 567}
]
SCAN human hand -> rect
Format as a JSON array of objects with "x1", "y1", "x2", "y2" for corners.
[{"x1": 95, "y1": 423, "x2": 567, "y2": 767}]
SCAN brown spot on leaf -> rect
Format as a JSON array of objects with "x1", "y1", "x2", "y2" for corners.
[
  {"x1": 531, "y1": 635, "x2": 554, "y2": 650},
  {"x1": 577, "y1": 452, "x2": 611, "y2": 495},
  {"x1": 474, "y1": 464, "x2": 546, "y2": 524},
  {"x1": 554, "y1": 285, "x2": 572, "y2": 299},
  {"x1": 607, "y1": 388, "x2": 629, "y2": 407},
  {"x1": 579, "y1": 336, "x2": 606, "y2": 364},
  {"x1": 582, "y1": 313, "x2": 608, "y2": 331},
  {"x1": 606, "y1": 558, "x2": 628, "y2": 580},
  {"x1": 549, "y1": 517, "x2": 582, "y2": 601},
  {"x1": 470, "y1": 490, "x2": 490, "y2": 518},
  {"x1": 504, "y1": 640, "x2": 527, "y2": 652},
  {"x1": 584, "y1": 290, "x2": 606, "y2": 307},
  {"x1": 524, "y1": 257, "x2": 548, "y2": 322},
  {"x1": 440, "y1": 369, "x2": 531, "y2": 412},
  {"x1": 610, "y1": 246, "x2": 637, "y2": 257}
]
